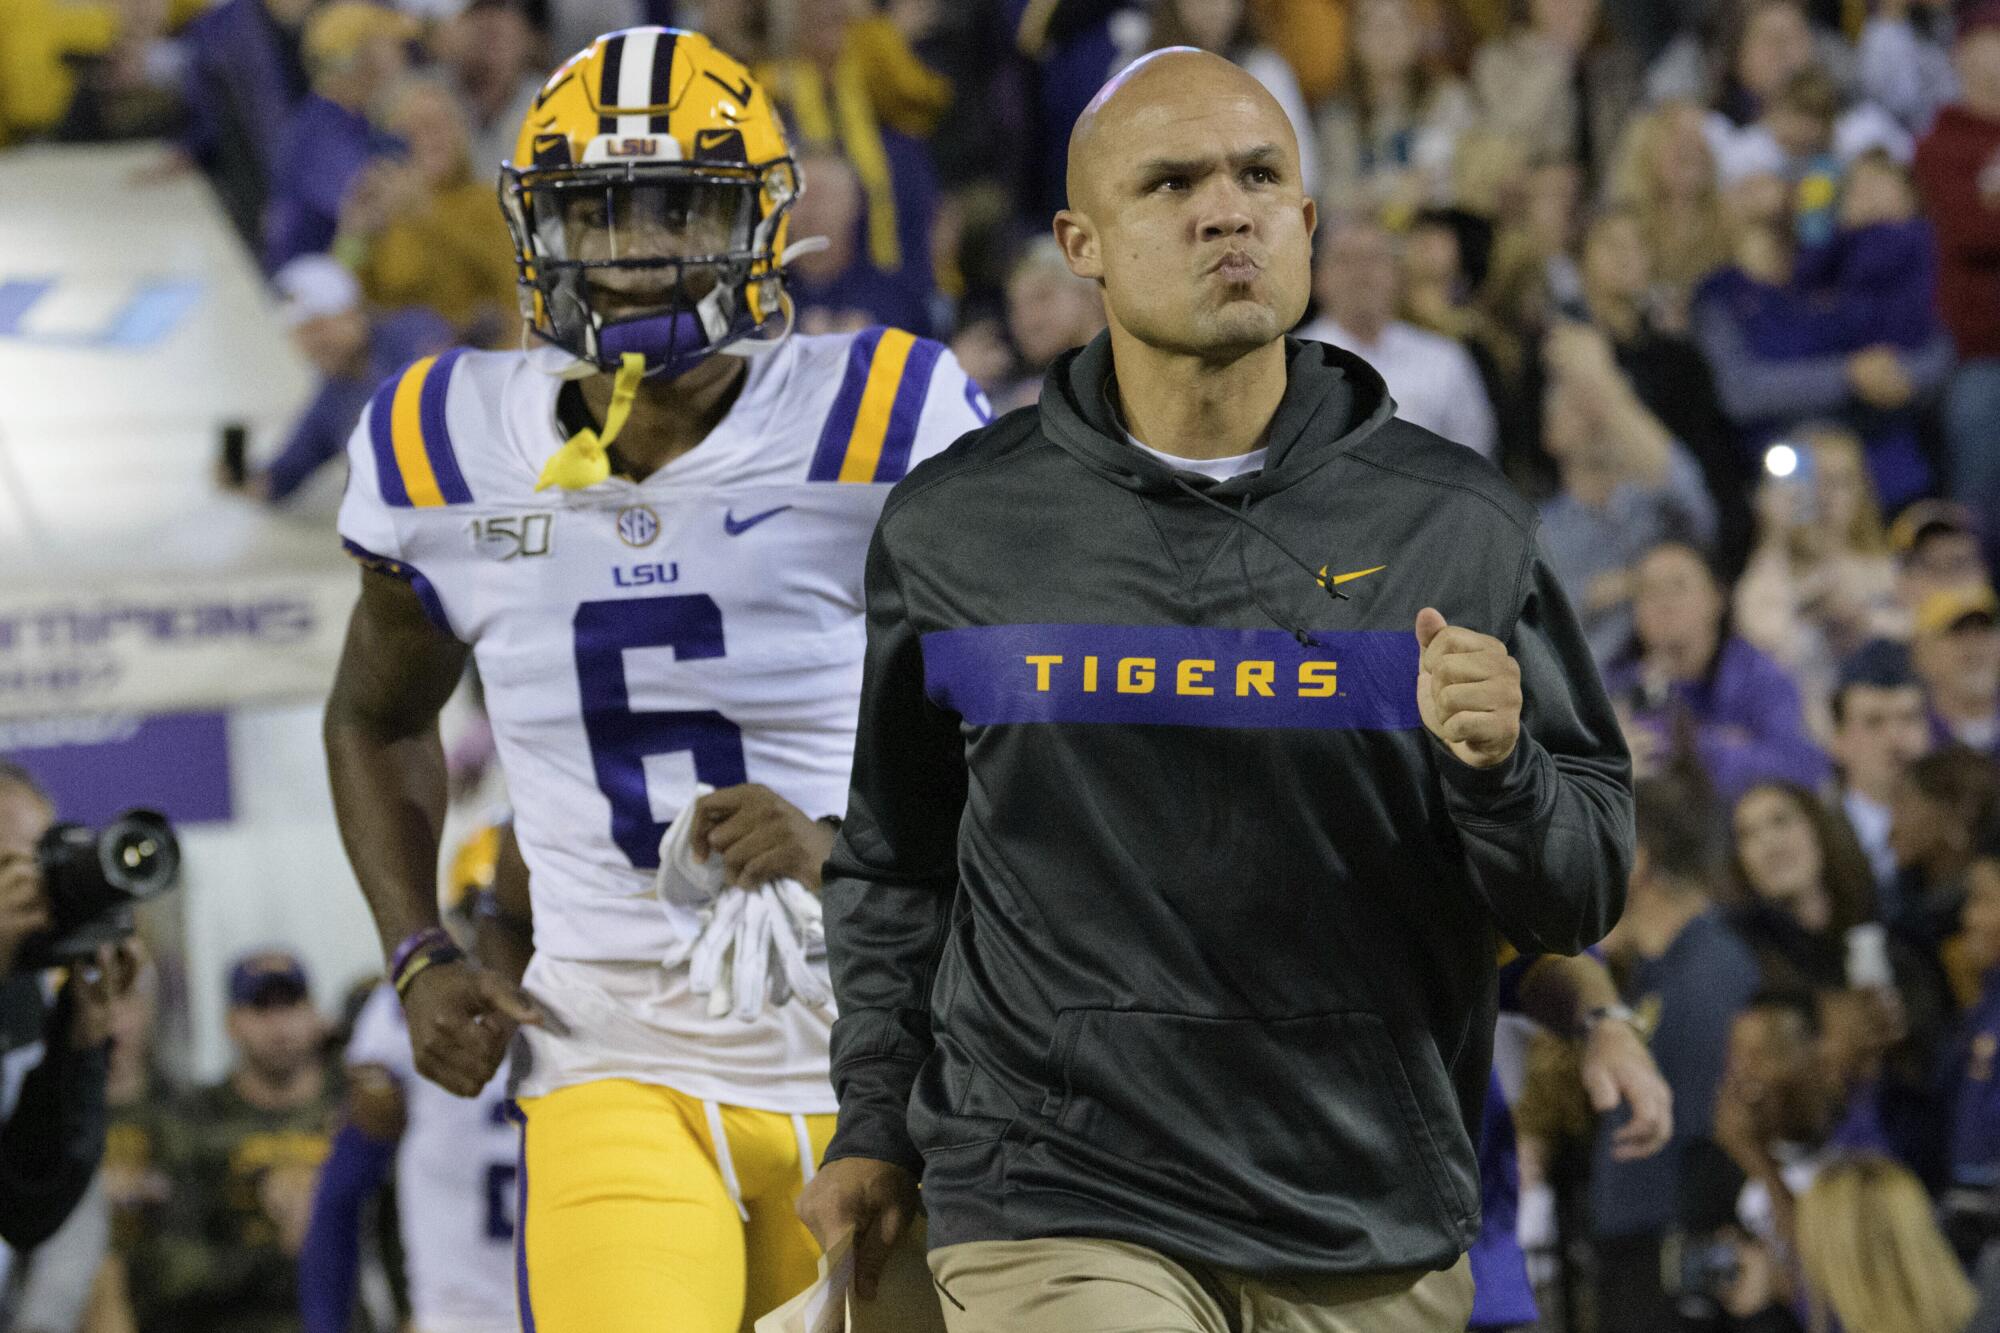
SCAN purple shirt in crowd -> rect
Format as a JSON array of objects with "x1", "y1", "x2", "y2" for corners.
[{"x1": 1603, "y1": 636, "x2": 1831, "y2": 804}]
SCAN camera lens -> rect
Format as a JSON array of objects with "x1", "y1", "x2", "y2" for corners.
[{"x1": 97, "y1": 811, "x2": 180, "y2": 900}]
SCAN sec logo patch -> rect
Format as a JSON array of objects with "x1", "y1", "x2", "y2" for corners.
[{"x1": 617, "y1": 505, "x2": 660, "y2": 548}]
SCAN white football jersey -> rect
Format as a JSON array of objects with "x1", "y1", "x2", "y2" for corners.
[
  {"x1": 345, "y1": 984, "x2": 518, "y2": 1333},
  {"x1": 336, "y1": 329, "x2": 989, "y2": 1108}
]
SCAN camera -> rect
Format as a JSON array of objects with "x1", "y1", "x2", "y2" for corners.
[{"x1": 12, "y1": 810, "x2": 181, "y2": 971}]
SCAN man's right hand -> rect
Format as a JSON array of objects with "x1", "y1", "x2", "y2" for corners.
[
  {"x1": 0, "y1": 853, "x2": 50, "y2": 975},
  {"x1": 796, "y1": 1156, "x2": 920, "y2": 1301},
  {"x1": 400, "y1": 960, "x2": 554, "y2": 1097}
]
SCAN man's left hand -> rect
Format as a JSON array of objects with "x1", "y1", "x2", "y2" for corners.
[
  {"x1": 1415, "y1": 609, "x2": 1522, "y2": 769},
  {"x1": 1583, "y1": 1016, "x2": 1673, "y2": 1160},
  {"x1": 689, "y1": 785, "x2": 838, "y2": 891}
]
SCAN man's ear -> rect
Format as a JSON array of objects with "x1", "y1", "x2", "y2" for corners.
[
  {"x1": 1303, "y1": 195, "x2": 1318, "y2": 239},
  {"x1": 1053, "y1": 211, "x2": 1103, "y2": 281}
]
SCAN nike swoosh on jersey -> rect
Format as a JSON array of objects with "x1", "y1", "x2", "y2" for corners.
[
  {"x1": 723, "y1": 505, "x2": 793, "y2": 536},
  {"x1": 1316, "y1": 564, "x2": 1388, "y2": 587}
]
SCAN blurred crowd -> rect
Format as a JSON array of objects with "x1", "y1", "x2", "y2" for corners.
[{"x1": 6, "y1": 0, "x2": 2000, "y2": 1329}]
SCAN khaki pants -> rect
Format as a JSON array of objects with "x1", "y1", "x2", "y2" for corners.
[{"x1": 929, "y1": 1238, "x2": 1474, "y2": 1333}]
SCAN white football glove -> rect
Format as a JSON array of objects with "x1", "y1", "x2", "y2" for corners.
[
  {"x1": 731, "y1": 888, "x2": 776, "y2": 1021},
  {"x1": 688, "y1": 887, "x2": 747, "y2": 1016},
  {"x1": 678, "y1": 880, "x2": 833, "y2": 1020},
  {"x1": 767, "y1": 881, "x2": 833, "y2": 1011},
  {"x1": 654, "y1": 784, "x2": 726, "y2": 911}
]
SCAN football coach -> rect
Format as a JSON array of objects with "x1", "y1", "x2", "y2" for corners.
[{"x1": 799, "y1": 47, "x2": 1633, "y2": 1332}]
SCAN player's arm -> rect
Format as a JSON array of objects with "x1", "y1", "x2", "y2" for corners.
[
  {"x1": 474, "y1": 822, "x2": 534, "y2": 986},
  {"x1": 1511, "y1": 951, "x2": 1672, "y2": 1161},
  {"x1": 298, "y1": 1071, "x2": 403, "y2": 1333},
  {"x1": 323, "y1": 570, "x2": 547, "y2": 1095}
]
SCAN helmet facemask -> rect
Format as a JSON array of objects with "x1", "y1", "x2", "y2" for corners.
[{"x1": 503, "y1": 158, "x2": 800, "y2": 378}]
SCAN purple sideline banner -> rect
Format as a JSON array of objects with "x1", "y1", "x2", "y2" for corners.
[{"x1": 0, "y1": 712, "x2": 232, "y2": 825}]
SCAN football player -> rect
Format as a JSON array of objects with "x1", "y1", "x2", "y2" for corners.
[
  {"x1": 322, "y1": 27, "x2": 988, "y2": 1333},
  {"x1": 299, "y1": 823, "x2": 523, "y2": 1333}
]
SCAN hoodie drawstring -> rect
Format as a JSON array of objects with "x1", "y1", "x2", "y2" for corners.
[{"x1": 1164, "y1": 473, "x2": 1344, "y2": 648}]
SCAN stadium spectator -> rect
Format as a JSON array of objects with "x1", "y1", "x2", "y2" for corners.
[
  {"x1": 263, "y1": 2, "x2": 414, "y2": 272},
  {"x1": 1943, "y1": 846, "x2": 2000, "y2": 1217},
  {"x1": 173, "y1": 0, "x2": 316, "y2": 249},
  {"x1": 123, "y1": 951, "x2": 337, "y2": 1333},
  {"x1": 1006, "y1": 0, "x2": 1149, "y2": 219},
  {"x1": 1246, "y1": 0, "x2": 1346, "y2": 105},
  {"x1": 1468, "y1": 0, "x2": 1646, "y2": 188},
  {"x1": 1729, "y1": 776, "x2": 1958, "y2": 1174},
  {"x1": 334, "y1": 75, "x2": 519, "y2": 345},
  {"x1": 1894, "y1": 499, "x2": 1994, "y2": 615},
  {"x1": 1693, "y1": 176, "x2": 1949, "y2": 513},
  {"x1": 785, "y1": 147, "x2": 932, "y2": 336},
  {"x1": 1888, "y1": 749, "x2": 2000, "y2": 987},
  {"x1": 1146, "y1": 0, "x2": 1319, "y2": 199},
  {"x1": 1605, "y1": 99, "x2": 1734, "y2": 318},
  {"x1": 1396, "y1": 208, "x2": 1523, "y2": 423},
  {"x1": 435, "y1": 0, "x2": 543, "y2": 179},
  {"x1": 1712, "y1": 992, "x2": 1895, "y2": 1255},
  {"x1": 227, "y1": 256, "x2": 452, "y2": 504},
  {"x1": 1605, "y1": 541, "x2": 1829, "y2": 799},
  {"x1": 1536, "y1": 323, "x2": 1717, "y2": 668},
  {"x1": 1296, "y1": 218, "x2": 1497, "y2": 457},
  {"x1": 1911, "y1": 586, "x2": 2000, "y2": 759},
  {"x1": 974, "y1": 236, "x2": 1106, "y2": 414},
  {"x1": 1577, "y1": 205, "x2": 1749, "y2": 571},
  {"x1": 50, "y1": 0, "x2": 189, "y2": 144},
  {"x1": 758, "y1": 0, "x2": 952, "y2": 318},
  {"x1": 1315, "y1": 0, "x2": 1474, "y2": 226},
  {"x1": 1914, "y1": 11, "x2": 2000, "y2": 573},
  {"x1": 1829, "y1": 641, "x2": 1935, "y2": 890},
  {"x1": 1702, "y1": 0, "x2": 1911, "y2": 185},
  {"x1": 1726, "y1": 781, "x2": 1877, "y2": 993},
  {"x1": 1734, "y1": 424, "x2": 1901, "y2": 728},
  {"x1": 1808, "y1": 150, "x2": 1950, "y2": 504},
  {"x1": 0, "y1": 762, "x2": 125, "y2": 1254},
  {"x1": 1855, "y1": 0, "x2": 1958, "y2": 138},
  {"x1": 1794, "y1": 1155, "x2": 1979, "y2": 1333},
  {"x1": 1592, "y1": 776, "x2": 1762, "y2": 1333}
]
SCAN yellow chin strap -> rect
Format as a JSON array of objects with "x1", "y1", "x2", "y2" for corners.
[{"x1": 536, "y1": 353, "x2": 646, "y2": 492}]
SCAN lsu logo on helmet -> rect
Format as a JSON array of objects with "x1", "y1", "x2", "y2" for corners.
[{"x1": 500, "y1": 28, "x2": 801, "y2": 376}]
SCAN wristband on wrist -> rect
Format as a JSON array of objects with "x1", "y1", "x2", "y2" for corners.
[
  {"x1": 1580, "y1": 1002, "x2": 1643, "y2": 1039},
  {"x1": 389, "y1": 927, "x2": 463, "y2": 998}
]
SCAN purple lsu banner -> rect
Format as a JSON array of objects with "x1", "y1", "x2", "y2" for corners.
[{"x1": 919, "y1": 624, "x2": 1423, "y2": 730}]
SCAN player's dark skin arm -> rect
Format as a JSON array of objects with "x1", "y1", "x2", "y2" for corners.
[
  {"x1": 475, "y1": 823, "x2": 535, "y2": 987},
  {"x1": 324, "y1": 569, "x2": 548, "y2": 1096}
]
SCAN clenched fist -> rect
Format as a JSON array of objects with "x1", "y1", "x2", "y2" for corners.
[{"x1": 1415, "y1": 608, "x2": 1522, "y2": 769}]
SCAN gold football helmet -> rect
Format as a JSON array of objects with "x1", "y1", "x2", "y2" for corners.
[{"x1": 501, "y1": 28, "x2": 801, "y2": 379}]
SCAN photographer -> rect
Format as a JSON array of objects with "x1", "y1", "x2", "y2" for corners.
[{"x1": 0, "y1": 760, "x2": 132, "y2": 1250}]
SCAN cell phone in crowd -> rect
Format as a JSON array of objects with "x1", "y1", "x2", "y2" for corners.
[
  {"x1": 1763, "y1": 439, "x2": 1816, "y2": 526},
  {"x1": 1845, "y1": 922, "x2": 1894, "y2": 991},
  {"x1": 219, "y1": 422, "x2": 248, "y2": 488}
]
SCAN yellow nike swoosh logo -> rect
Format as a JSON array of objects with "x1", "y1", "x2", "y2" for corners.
[{"x1": 1316, "y1": 564, "x2": 1387, "y2": 587}]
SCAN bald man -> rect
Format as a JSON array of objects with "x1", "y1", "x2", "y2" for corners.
[{"x1": 798, "y1": 50, "x2": 1632, "y2": 1332}]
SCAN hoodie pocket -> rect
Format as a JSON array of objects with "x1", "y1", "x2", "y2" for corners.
[{"x1": 1043, "y1": 1008, "x2": 1472, "y2": 1237}]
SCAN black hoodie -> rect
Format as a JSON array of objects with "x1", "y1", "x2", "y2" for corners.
[{"x1": 820, "y1": 334, "x2": 1633, "y2": 1278}]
